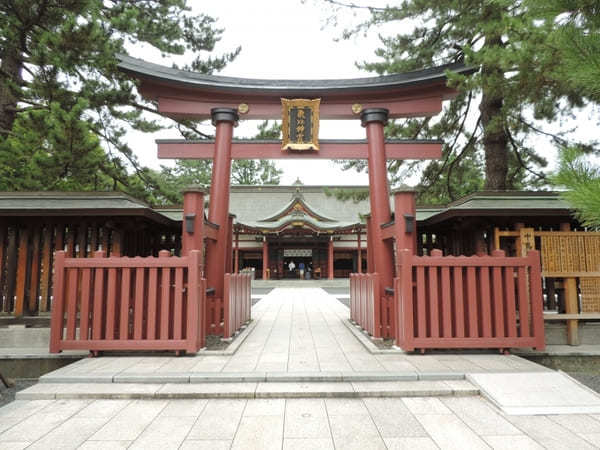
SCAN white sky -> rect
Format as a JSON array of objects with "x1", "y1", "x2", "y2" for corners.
[{"x1": 126, "y1": 0, "x2": 597, "y2": 187}]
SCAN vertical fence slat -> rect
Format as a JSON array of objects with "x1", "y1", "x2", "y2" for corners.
[
  {"x1": 92, "y1": 264, "x2": 105, "y2": 340},
  {"x1": 504, "y1": 266, "x2": 517, "y2": 337},
  {"x1": 79, "y1": 268, "x2": 92, "y2": 341},
  {"x1": 105, "y1": 268, "x2": 118, "y2": 340},
  {"x1": 441, "y1": 266, "x2": 452, "y2": 337},
  {"x1": 492, "y1": 265, "x2": 505, "y2": 337},
  {"x1": 133, "y1": 267, "x2": 145, "y2": 340},
  {"x1": 147, "y1": 268, "x2": 158, "y2": 340},
  {"x1": 173, "y1": 267, "x2": 183, "y2": 340},
  {"x1": 517, "y1": 266, "x2": 529, "y2": 337},
  {"x1": 466, "y1": 266, "x2": 478, "y2": 338},
  {"x1": 223, "y1": 273, "x2": 231, "y2": 338},
  {"x1": 416, "y1": 266, "x2": 427, "y2": 338},
  {"x1": 453, "y1": 266, "x2": 465, "y2": 338},
  {"x1": 120, "y1": 268, "x2": 131, "y2": 339},
  {"x1": 65, "y1": 268, "x2": 78, "y2": 340},
  {"x1": 479, "y1": 266, "x2": 492, "y2": 338},
  {"x1": 428, "y1": 266, "x2": 439, "y2": 338}
]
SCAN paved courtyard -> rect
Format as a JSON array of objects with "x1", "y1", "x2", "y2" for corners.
[{"x1": 2, "y1": 287, "x2": 600, "y2": 449}]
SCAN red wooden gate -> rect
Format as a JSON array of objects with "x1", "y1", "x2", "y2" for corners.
[
  {"x1": 49, "y1": 249, "x2": 206, "y2": 354},
  {"x1": 395, "y1": 249, "x2": 545, "y2": 351}
]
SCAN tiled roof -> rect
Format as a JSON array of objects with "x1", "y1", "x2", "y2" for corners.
[{"x1": 118, "y1": 54, "x2": 475, "y2": 94}]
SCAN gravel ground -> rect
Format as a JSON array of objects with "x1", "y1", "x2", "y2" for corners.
[
  {"x1": 567, "y1": 372, "x2": 600, "y2": 394},
  {"x1": 0, "y1": 379, "x2": 36, "y2": 408}
]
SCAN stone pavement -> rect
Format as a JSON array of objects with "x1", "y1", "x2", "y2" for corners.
[
  {"x1": 37, "y1": 288, "x2": 549, "y2": 380},
  {"x1": 3, "y1": 287, "x2": 600, "y2": 449},
  {"x1": 2, "y1": 396, "x2": 600, "y2": 449}
]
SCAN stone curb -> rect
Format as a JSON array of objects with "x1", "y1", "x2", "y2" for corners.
[
  {"x1": 17, "y1": 380, "x2": 479, "y2": 400},
  {"x1": 342, "y1": 318, "x2": 404, "y2": 354},
  {"x1": 40, "y1": 370, "x2": 467, "y2": 384},
  {"x1": 198, "y1": 318, "x2": 258, "y2": 356}
]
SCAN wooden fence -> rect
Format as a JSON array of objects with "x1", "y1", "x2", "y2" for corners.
[
  {"x1": 223, "y1": 273, "x2": 252, "y2": 338},
  {"x1": 350, "y1": 273, "x2": 381, "y2": 338},
  {"x1": 0, "y1": 221, "x2": 180, "y2": 317},
  {"x1": 49, "y1": 249, "x2": 206, "y2": 355},
  {"x1": 349, "y1": 273, "x2": 396, "y2": 339},
  {"x1": 395, "y1": 249, "x2": 545, "y2": 351}
]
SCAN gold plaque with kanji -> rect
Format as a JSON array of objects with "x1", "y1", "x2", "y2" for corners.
[{"x1": 281, "y1": 98, "x2": 320, "y2": 150}]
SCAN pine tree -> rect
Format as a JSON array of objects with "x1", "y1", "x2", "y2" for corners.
[
  {"x1": 323, "y1": 0, "x2": 591, "y2": 203},
  {"x1": 156, "y1": 121, "x2": 283, "y2": 204},
  {"x1": 0, "y1": 1, "x2": 239, "y2": 199},
  {"x1": 533, "y1": 1, "x2": 600, "y2": 226}
]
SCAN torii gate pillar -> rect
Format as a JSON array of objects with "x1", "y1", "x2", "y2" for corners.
[
  {"x1": 206, "y1": 108, "x2": 238, "y2": 299},
  {"x1": 362, "y1": 108, "x2": 395, "y2": 290}
]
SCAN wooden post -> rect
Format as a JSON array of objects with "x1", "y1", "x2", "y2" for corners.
[
  {"x1": 519, "y1": 227, "x2": 535, "y2": 257},
  {"x1": 206, "y1": 108, "x2": 238, "y2": 299},
  {"x1": 39, "y1": 226, "x2": 52, "y2": 312},
  {"x1": 234, "y1": 230, "x2": 239, "y2": 274},
  {"x1": 493, "y1": 227, "x2": 500, "y2": 251},
  {"x1": 366, "y1": 216, "x2": 375, "y2": 274},
  {"x1": 262, "y1": 238, "x2": 269, "y2": 280},
  {"x1": 49, "y1": 251, "x2": 66, "y2": 353},
  {"x1": 514, "y1": 222, "x2": 524, "y2": 257},
  {"x1": 110, "y1": 229, "x2": 122, "y2": 257},
  {"x1": 560, "y1": 222, "x2": 579, "y2": 346},
  {"x1": 357, "y1": 230, "x2": 362, "y2": 274},
  {"x1": 398, "y1": 249, "x2": 414, "y2": 350},
  {"x1": 181, "y1": 186, "x2": 206, "y2": 255},
  {"x1": 392, "y1": 188, "x2": 417, "y2": 255},
  {"x1": 28, "y1": 227, "x2": 41, "y2": 314},
  {"x1": 5, "y1": 228, "x2": 17, "y2": 313},
  {"x1": 328, "y1": 237, "x2": 334, "y2": 280},
  {"x1": 226, "y1": 214, "x2": 234, "y2": 274},
  {"x1": 361, "y1": 108, "x2": 394, "y2": 290},
  {"x1": 14, "y1": 227, "x2": 29, "y2": 317},
  {"x1": 186, "y1": 250, "x2": 202, "y2": 353},
  {"x1": 0, "y1": 226, "x2": 6, "y2": 313}
]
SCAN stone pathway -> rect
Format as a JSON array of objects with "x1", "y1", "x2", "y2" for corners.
[
  {"x1": 2, "y1": 396, "x2": 600, "y2": 449},
  {"x1": 3, "y1": 287, "x2": 600, "y2": 449},
  {"x1": 39, "y1": 288, "x2": 548, "y2": 380}
]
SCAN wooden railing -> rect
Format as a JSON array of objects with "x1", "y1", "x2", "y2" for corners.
[
  {"x1": 395, "y1": 249, "x2": 545, "y2": 351},
  {"x1": 350, "y1": 273, "x2": 381, "y2": 338},
  {"x1": 49, "y1": 249, "x2": 206, "y2": 355},
  {"x1": 223, "y1": 273, "x2": 252, "y2": 338}
]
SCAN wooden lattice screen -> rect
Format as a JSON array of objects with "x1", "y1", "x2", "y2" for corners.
[{"x1": 540, "y1": 235, "x2": 600, "y2": 312}]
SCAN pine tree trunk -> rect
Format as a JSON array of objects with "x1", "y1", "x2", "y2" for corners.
[
  {"x1": 479, "y1": 8, "x2": 509, "y2": 191},
  {"x1": 0, "y1": 47, "x2": 23, "y2": 135}
]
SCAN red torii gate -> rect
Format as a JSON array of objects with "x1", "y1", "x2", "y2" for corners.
[
  {"x1": 48, "y1": 57, "x2": 545, "y2": 354},
  {"x1": 118, "y1": 54, "x2": 472, "y2": 302}
]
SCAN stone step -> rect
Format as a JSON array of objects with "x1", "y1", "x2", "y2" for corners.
[
  {"x1": 17, "y1": 379, "x2": 478, "y2": 400},
  {"x1": 39, "y1": 370, "x2": 466, "y2": 384}
]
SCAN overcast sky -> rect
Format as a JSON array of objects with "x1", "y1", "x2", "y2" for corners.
[{"x1": 128, "y1": 0, "x2": 394, "y2": 185}]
